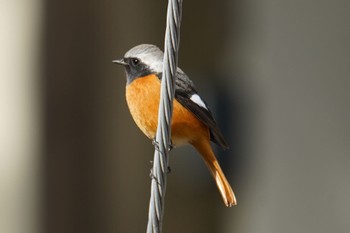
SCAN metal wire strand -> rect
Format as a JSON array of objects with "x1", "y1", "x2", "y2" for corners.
[{"x1": 146, "y1": 0, "x2": 183, "y2": 232}]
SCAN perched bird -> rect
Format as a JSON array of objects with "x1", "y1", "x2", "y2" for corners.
[{"x1": 113, "y1": 44, "x2": 236, "y2": 207}]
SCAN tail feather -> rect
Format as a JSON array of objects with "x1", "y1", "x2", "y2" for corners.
[{"x1": 193, "y1": 140, "x2": 237, "y2": 207}]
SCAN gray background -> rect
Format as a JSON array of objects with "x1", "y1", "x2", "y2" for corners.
[{"x1": 1, "y1": 0, "x2": 349, "y2": 233}]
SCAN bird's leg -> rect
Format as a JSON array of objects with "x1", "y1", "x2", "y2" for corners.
[
  {"x1": 152, "y1": 138, "x2": 160, "y2": 151},
  {"x1": 168, "y1": 140, "x2": 174, "y2": 152},
  {"x1": 152, "y1": 138, "x2": 174, "y2": 152},
  {"x1": 150, "y1": 138, "x2": 172, "y2": 177}
]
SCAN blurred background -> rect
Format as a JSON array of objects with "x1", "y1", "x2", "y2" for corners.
[{"x1": 1, "y1": 0, "x2": 350, "y2": 233}]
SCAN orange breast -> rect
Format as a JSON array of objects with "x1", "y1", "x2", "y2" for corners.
[{"x1": 125, "y1": 74, "x2": 209, "y2": 146}]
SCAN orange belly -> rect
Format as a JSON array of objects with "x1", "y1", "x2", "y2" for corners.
[{"x1": 125, "y1": 74, "x2": 209, "y2": 146}]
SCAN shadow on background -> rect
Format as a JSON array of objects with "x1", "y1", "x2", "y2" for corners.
[{"x1": 42, "y1": 0, "x2": 244, "y2": 233}]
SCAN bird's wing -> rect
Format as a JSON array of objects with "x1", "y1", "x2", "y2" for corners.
[{"x1": 173, "y1": 69, "x2": 229, "y2": 149}]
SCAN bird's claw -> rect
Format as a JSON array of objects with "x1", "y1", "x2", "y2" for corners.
[{"x1": 152, "y1": 138, "x2": 174, "y2": 152}]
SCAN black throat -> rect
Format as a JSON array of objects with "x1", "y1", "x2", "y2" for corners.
[{"x1": 123, "y1": 58, "x2": 156, "y2": 85}]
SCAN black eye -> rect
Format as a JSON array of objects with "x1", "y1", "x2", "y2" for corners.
[{"x1": 131, "y1": 58, "x2": 140, "y2": 66}]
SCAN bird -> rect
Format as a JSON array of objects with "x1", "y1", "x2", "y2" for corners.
[{"x1": 113, "y1": 44, "x2": 236, "y2": 207}]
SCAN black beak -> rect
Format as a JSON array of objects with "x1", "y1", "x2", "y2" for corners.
[{"x1": 112, "y1": 58, "x2": 127, "y2": 66}]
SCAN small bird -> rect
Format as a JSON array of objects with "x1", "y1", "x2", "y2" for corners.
[{"x1": 113, "y1": 44, "x2": 236, "y2": 207}]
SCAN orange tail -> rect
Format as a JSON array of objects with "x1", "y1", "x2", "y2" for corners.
[{"x1": 193, "y1": 140, "x2": 237, "y2": 207}]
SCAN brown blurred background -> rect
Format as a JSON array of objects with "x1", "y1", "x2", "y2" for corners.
[{"x1": 1, "y1": 0, "x2": 350, "y2": 233}]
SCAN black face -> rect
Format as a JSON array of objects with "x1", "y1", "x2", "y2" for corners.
[{"x1": 123, "y1": 57, "x2": 152, "y2": 84}]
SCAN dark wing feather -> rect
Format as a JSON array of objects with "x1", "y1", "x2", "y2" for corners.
[{"x1": 174, "y1": 69, "x2": 229, "y2": 150}]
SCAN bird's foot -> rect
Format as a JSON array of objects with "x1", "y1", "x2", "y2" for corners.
[
  {"x1": 152, "y1": 138, "x2": 160, "y2": 152},
  {"x1": 168, "y1": 141, "x2": 174, "y2": 152},
  {"x1": 152, "y1": 138, "x2": 174, "y2": 152}
]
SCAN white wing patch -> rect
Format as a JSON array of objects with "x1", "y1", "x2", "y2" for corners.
[{"x1": 190, "y1": 94, "x2": 208, "y2": 110}]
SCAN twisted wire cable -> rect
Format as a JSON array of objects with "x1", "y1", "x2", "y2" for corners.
[{"x1": 146, "y1": 0, "x2": 183, "y2": 232}]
